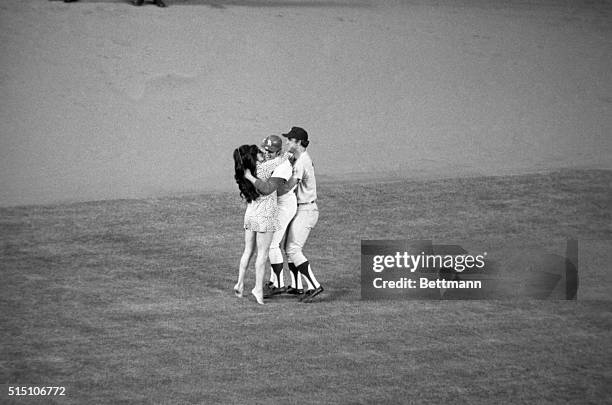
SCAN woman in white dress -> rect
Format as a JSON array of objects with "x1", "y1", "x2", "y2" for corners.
[{"x1": 232, "y1": 144, "x2": 282, "y2": 304}]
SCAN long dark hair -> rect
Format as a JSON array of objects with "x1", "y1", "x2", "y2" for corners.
[{"x1": 233, "y1": 145, "x2": 260, "y2": 203}]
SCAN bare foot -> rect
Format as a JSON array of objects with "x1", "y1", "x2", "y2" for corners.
[
  {"x1": 233, "y1": 282, "x2": 243, "y2": 297},
  {"x1": 251, "y1": 288, "x2": 264, "y2": 305}
]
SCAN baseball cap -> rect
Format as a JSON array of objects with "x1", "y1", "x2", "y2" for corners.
[
  {"x1": 260, "y1": 135, "x2": 283, "y2": 153},
  {"x1": 282, "y1": 127, "x2": 308, "y2": 142}
]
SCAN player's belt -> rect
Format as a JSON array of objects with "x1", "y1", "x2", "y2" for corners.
[{"x1": 298, "y1": 200, "x2": 316, "y2": 205}]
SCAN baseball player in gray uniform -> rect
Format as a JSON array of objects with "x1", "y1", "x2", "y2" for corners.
[{"x1": 282, "y1": 127, "x2": 324, "y2": 302}]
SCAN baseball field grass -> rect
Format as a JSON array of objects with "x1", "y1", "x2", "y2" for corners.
[{"x1": 1, "y1": 169, "x2": 611, "y2": 404}]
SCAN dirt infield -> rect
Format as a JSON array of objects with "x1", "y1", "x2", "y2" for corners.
[{"x1": 1, "y1": 0, "x2": 611, "y2": 206}]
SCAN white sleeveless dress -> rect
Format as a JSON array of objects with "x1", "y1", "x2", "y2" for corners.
[{"x1": 243, "y1": 157, "x2": 282, "y2": 232}]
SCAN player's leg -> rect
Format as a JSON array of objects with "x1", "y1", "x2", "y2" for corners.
[
  {"x1": 267, "y1": 194, "x2": 297, "y2": 294},
  {"x1": 286, "y1": 214, "x2": 310, "y2": 293},
  {"x1": 252, "y1": 231, "x2": 274, "y2": 304},
  {"x1": 235, "y1": 230, "x2": 256, "y2": 297},
  {"x1": 266, "y1": 229, "x2": 287, "y2": 298},
  {"x1": 286, "y1": 207, "x2": 322, "y2": 300},
  {"x1": 268, "y1": 229, "x2": 286, "y2": 289},
  {"x1": 285, "y1": 231, "x2": 304, "y2": 294},
  {"x1": 286, "y1": 262, "x2": 303, "y2": 294}
]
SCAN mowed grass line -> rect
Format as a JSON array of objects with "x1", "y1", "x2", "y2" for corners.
[{"x1": 1, "y1": 169, "x2": 611, "y2": 404}]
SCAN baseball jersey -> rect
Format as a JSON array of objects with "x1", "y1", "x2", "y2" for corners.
[
  {"x1": 293, "y1": 151, "x2": 317, "y2": 204},
  {"x1": 271, "y1": 158, "x2": 292, "y2": 182}
]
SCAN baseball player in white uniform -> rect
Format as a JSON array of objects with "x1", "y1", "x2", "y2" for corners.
[
  {"x1": 266, "y1": 173, "x2": 297, "y2": 295},
  {"x1": 282, "y1": 127, "x2": 324, "y2": 302}
]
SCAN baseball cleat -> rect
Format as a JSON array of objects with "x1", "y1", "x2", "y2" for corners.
[
  {"x1": 264, "y1": 286, "x2": 287, "y2": 298},
  {"x1": 263, "y1": 282, "x2": 275, "y2": 298},
  {"x1": 286, "y1": 287, "x2": 303, "y2": 295},
  {"x1": 299, "y1": 289, "x2": 314, "y2": 302},
  {"x1": 301, "y1": 286, "x2": 324, "y2": 303}
]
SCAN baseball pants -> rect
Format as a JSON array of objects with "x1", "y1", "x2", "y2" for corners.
[
  {"x1": 286, "y1": 203, "x2": 319, "y2": 266},
  {"x1": 269, "y1": 192, "x2": 297, "y2": 264}
]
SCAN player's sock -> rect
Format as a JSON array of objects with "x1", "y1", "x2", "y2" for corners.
[
  {"x1": 268, "y1": 268, "x2": 278, "y2": 288},
  {"x1": 278, "y1": 268, "x2": 285, "y2": 288},
  {"x1": 288, "y1": 262, "x2": 298, "y2": 288},
  {"x1": 271, "y1": 263, "x2": 284, "y2": 288},
  {"x1": 302, "y1": 274, "x2": 313, "y2": 290},
  {"x1": 268, "y1": 270, "x2": 276, "y2": 286},
  {"x1": 297, "y1": 261, "x2": 320, "y2": 289}
]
